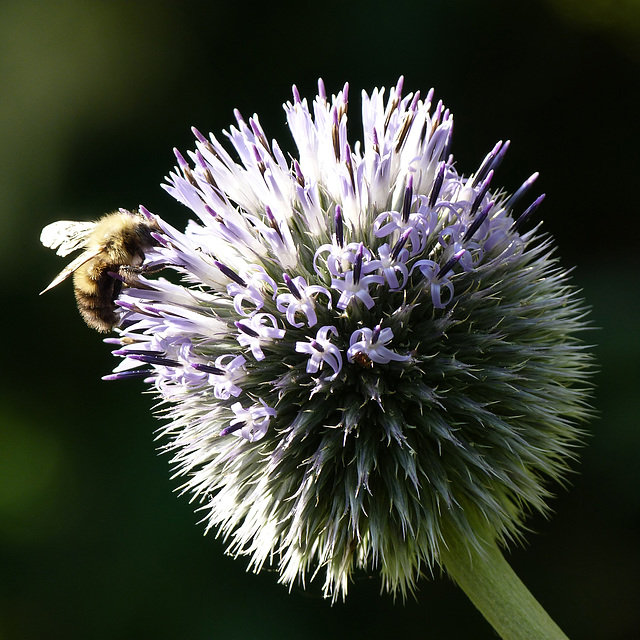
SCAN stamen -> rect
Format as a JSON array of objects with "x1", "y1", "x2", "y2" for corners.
[
  {"x1": 253, "y1": 145, "x2": 266, "y2": 177},
  {"x1": 383, "y1": 77, "x2": 403, "y2": 132},
  {"x1": 235, "y1": 321, "x2": 260, "y2": 338},
  {"x1": 353, "y1": 244, "x2": 364, "y2": 284},
  {"x1": 220, "y1": 423, "x2": 243, "y2": 437},
  {"x1": 344, "y1": 142, "x2": 355, "y2": 190},
  {"x1": 337, "y1": 83, "x2": 349, "y2": 121},
  {"x1": 102, "y1": 369, "x2": 154, "y2": 381},
  {"x1": 402, "y1": 175, "x2": 414, "y2": 223},
  {"x1": 283, "y1": 273, "x2": 301, "y2": 300},
  {"x1": 192, "y1": 363, "x2": 225, "y2": 375},
  {"x1": 126, "y1": 354, "x2": 181, "y2": 367},
  {"x1": 174, "y1": 148, "x2": 198, "y2": 188},
  {"x1": 372, "y1": 128, "x2": 380, "y2": 155},
  {"x1": 384, "y1": 96, "x2": 399, "y2": 132},
  {"x1": 511, "y1": 194, "x2": 545, "y2": 233},
  {"x1": 195, "y1": 150, "x2": 218, "y2": 188},
  {"x1": 391, "y1": 228, "x2": 412, "y2": 261},
  {"x1": 429, "y1": 162, "x2": 446, "y2": 208},
  {"x1": 472, "y1": 141, "x2": 502, "y2": 187},
  {"x1": 395, "y1": 94, "x2": 418, "y2": 152},
  {"x1": 437, "y1": 249, "x2": 465, "y2": 279},
  {"x1": 505, "y1": 172, "x2": 539, "y2": 212},
  {"x1": 250, "y1": 118, "x2": 270, "y2": 153},
  {"x1": 113, "y1": 349, "x2": 165, "y2": 357},
  {"x1": 310, "y1": 339, "x2": 325, "y2": 353},
  {"x1": 463, "y1": 203, "x2": 492, "y2": 242},
  {"x1": 214, "y1": 261, "x2": 247, "y2": 287},
  {"x1": 430, "y1": 100, "x2": 443, "y2": 136},
  {"x1": 332, "y1": 107, "x2": 341, "y2": 161},
  {"x1": 440, "y1": 126, "x2": 453, "y2": 162},
  {"x1": 294, "y1": 160, "x2": 305, "y2": 187},
  {"x1": 469, "y1": 170, "x2": 494, "y2": 218},
  {"x1": 334, "y1": 206, "x2": 344, "y2": 247},
  {"x1": 266, "y1": 207, "x2": 285, "y2": 242},
  {"x1": 491, "y1": 139, "x2": 511, "y2": 173}
]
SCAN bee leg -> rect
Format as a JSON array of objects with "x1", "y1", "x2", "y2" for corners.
[
  {"x1": 112, "y1": 265, "x2": 144, "y2": 286},
  {"x1": 114, "y1": 264, "x2": 166, "y2": 287},
  {"x1": 140, "y1": 263, "x2": 167, "y2": 275}
]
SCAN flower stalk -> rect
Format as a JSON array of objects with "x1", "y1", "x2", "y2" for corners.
[{"x1": 441, "y1": 531, "x2": 569, "y2": 640}]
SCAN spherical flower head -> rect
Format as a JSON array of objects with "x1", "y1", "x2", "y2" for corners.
[{"x1": 106, "y1": 78, "x2": 592, "y2": 600}]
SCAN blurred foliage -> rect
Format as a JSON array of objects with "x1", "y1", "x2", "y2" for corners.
[
  {"x1": 1, "y1": 0, "x2": 638, "y2": 638},
  {"x1": 544, "y1": 0, "x2": 640, "y2": 58}
]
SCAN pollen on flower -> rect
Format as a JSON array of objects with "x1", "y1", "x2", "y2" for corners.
[{"x1": 98, "y1": 77, "x2": 592, "y2": 601}]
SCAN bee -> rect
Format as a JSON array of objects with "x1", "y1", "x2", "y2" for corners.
[
  {"x1": 351, "y1": 351, "x2": 374, "y2": 369},
  {"x1": 40, "y1": 209, "x2": 160, "y2": 332}
]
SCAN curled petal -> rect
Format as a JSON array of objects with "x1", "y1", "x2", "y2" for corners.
[
  {"x1": 223, "y1": 399, "x2": 276, "y2": 441},
  {"x1": 333, "y1": 271, "x2": 384, "y2": 310},
  {"x1": 295, "y1": 325, "x2": 342, "y2": 380},
  {"x1": 411, "y1": 259, "x2": 456, "y2": 309},
  {"x1": 347, "y1": 326, "x2": 410, "y2": 364},
  {"x1": 235, "y1": 313, "x2": 285, "y2": 360},
  {"x1": 276, "y1": 276, "x2": 331, "y2": 328}
]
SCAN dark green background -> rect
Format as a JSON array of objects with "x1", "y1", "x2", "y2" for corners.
[{"x1": 1, "y1": 1, "x2": 639, "y2": 638}]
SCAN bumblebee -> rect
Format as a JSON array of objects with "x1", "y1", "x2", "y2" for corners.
[{"x1": 40, "y1": 209, "x2": 160, "y2": 332}]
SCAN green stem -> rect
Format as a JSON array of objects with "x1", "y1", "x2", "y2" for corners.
[{"x1": 440, "y1": 532, "x2": 569, "y2": 640}]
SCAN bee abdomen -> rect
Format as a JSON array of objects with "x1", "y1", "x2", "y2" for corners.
[{"x1": 73, "y1": 264, "x2": 123, "y2": 333}]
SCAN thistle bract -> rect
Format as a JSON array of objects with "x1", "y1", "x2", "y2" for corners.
[{"x1": 106, "y1": 78, "x2": 591, "y2": 599}]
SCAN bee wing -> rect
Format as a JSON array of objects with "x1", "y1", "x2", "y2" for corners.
[
  {"x1": 39, "y1": 247, "x2": 103, "y2": 295},
  {"x1": 40, "y1": 220, "x2": 97, "y2": 257}
]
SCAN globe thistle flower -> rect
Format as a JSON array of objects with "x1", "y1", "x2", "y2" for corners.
[{"x1": 96, "y1": 78, "x2": 590, "y2": 632}]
